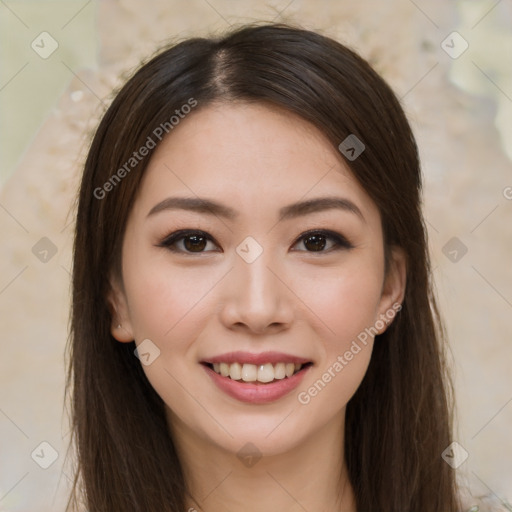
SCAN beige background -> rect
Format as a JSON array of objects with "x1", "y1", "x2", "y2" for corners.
[{"x1": 0, "y1": 0, "x2": 511, "y2": 510}]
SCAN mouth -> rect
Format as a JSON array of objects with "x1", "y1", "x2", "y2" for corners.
[
  {"x1": 202, "y1": 361, "x2": 313, "y2": 384},
  {"x1": 200, "y1": 351, "x2": 313, "y2": 403}
]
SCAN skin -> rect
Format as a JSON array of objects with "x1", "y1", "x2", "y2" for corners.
[{"x1": 108, "y1": 101, "x2": 406, "y2": 512}]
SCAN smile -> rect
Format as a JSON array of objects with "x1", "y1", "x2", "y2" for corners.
[
  {"x1": 201, "y1": 351, "x2": 313, "y2": 404},
  {"x1": 208, "y1": 362, "x2": 307, "y2": 383}
]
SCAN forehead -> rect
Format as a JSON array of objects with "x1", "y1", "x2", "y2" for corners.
[{"x1": 133, "y1": 102, "x2": 379, "y2": 222}]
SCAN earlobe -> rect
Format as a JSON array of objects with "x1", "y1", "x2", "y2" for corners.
[
  {"x1": 111, "y1": 323, "x2": 134, "y2": 342},
  {"x1": 106, "y1": 276, "x2": 134, "y2": 343},
  {"x1": 377, "y1": 247, "x2": 407, "y2": 333}
]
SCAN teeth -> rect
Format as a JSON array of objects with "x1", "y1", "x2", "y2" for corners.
[
  {"x1": 257, "y1": 363, "x2": 274, "y2": 383},
  {"x1": 229, "y1": 362, "x2": 242, "y2": 380},
  {"x1": 274, "y1": 363, "x2": 286, "y2": 380},
  {"x1": 211, "y1": 361, "x2": 305, "y2": 383},
  {"x1": 241, "y1": 363, "x2": 257, "y2": 382},
  {"x1": 220, "y1": 362, "x2": 230, "y2": 377}
]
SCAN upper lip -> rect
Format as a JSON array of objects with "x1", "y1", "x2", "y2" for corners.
[{"x1": 202, "y1": 351, "x2": 312, "y2": 366}]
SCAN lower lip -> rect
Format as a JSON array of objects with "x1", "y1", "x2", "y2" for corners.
[{"x1": 202, "y1": 364, "x2": 311, "y2": 404}]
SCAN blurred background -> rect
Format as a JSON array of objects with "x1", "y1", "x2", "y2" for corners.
[{"x1": 0, "y1": 0, "x2": 511, "y2": 510}]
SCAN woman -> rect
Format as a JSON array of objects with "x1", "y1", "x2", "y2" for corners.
[{"x1": 65, "y1": 22, "x2": 502, "y2": 511}]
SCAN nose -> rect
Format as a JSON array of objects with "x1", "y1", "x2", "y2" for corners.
[{"x1": 219, "y1": 248, "x2": 294, "y2": 335}]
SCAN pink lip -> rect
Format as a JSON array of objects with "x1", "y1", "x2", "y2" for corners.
[
  {"x1": 202, "y1": 363, "x2": 312, "y2": 404},
  {"x1": 202, "y1": 351, "x2": 311, "y2": 366}
]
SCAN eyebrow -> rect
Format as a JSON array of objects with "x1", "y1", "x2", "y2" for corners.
[{"x1": 147, "y1": 196, "x2": 365, "y2": 222}]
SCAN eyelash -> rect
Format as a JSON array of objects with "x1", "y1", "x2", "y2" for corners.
[{"x1": 157, "y1": 229, "x2": 354, "y2": 255}]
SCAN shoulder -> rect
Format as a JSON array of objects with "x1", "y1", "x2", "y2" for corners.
[{"x1": 459, "y1": 492, "x2": 512, "y2": 512}]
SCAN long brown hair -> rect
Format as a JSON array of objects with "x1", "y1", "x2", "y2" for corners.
[{"x1": 65, "y1": 22, "x2": 458, "y2": 511}]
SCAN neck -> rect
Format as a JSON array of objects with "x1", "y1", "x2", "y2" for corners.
[{"x1": 168, "y1": 410, "x2": 357, "y2": 512}]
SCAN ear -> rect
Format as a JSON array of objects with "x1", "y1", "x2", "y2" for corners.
[
  {"x1": 106, "y1": 273, "x2": 135, "y2": 343},
  {"x1": 375, "y1": 246, "x2": 407, "y2": 334}
]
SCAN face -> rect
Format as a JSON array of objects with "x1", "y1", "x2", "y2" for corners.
[{"x1": 109, "y1": 101, "x2": 406, "y2": 459}]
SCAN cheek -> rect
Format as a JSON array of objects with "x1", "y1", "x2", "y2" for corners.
[
  {"x1": 121, "y1": 258, "x2": 219, "y2": 418},
  {"x1": 295, "y1": 255, "x2": 384, "y2": 345},
  {"x1": 292, "y1": 256, "x2": 383, "y2": 408},
  {"x1": 123, "y1": 255, "x2": 219, "y2": 341}
]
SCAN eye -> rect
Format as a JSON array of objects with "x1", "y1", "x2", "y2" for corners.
[
  {"x1": 291, "y1": 229, "x2": 353, "y2": 253},
  {"x1": 157, "y1": 230, "x2": 220, "y2": 254},
  {"x1": 157, "y1": 228, "x2": 353, "y2": 255}
]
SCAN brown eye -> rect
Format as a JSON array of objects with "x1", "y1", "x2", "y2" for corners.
[
  {"x1": 183, "y1": 234, "x2": 208, "y2": 252},
  {"x1": 159, "y1": 230, "x2": 219, "y2": 254},
  {"x1": 292, "y1": 230, "x2": 353, "y2": 253},
  {"x1": 303, "y1": 233, "x2": 327, "y2": 251}
]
